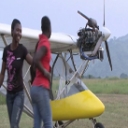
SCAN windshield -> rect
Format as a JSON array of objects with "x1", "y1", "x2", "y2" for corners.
[
  {"x1": 56, "y1": 77, "x2": 88, "y2": 99},
  {"x1": 52, "y1": 54, "x2": 89, "y2": 99}
]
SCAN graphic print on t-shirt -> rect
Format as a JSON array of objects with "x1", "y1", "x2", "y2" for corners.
[{"x1": 6, "y1": 51, "x2": 17, "y2": 91}]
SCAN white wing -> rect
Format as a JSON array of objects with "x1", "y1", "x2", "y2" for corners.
[{"x1": 0, "y1": 23, "x2": 78, "y2": 53}]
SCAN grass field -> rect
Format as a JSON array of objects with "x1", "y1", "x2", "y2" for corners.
[
  {"x1": 0, "y1": 78, "x2": 128, "y2": 128},
  {"x1": 82, "y1": 78, "x2": 128, "y2": 94}
]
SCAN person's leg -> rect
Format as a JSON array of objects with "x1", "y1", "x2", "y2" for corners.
[
  {"x1": 37, "y1": 86, "x2": 53, "y2": 128},
  {"x1": 10, "y1": 90, "x2": 24, "y2": 128},
  {"x1": 30, "y1": 86, "x2": 42, "y2": 128},
  {"x1": 33, "y1": 103, "x2": 42, "y2": 128},
  {"x1": 6, "y1": 93, "x2": 14, "y2": 125}
]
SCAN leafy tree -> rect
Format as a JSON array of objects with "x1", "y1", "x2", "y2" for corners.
[{"x1": 120, "y1": 73, "x2": 128, "y2": 79}]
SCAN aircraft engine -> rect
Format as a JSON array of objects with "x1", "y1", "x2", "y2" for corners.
[
  {"x1": 77, "y1": 27, "x2": 103, "y2": 60},
  {"x1": 77, "y1": 28, "x2": 102, "y2": 52}
]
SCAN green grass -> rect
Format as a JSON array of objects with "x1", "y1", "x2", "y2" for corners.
[
  {"x1": 82, "y1": 78, "x2": 128, "y2": 94},
  {"x1": 0, "y1": 78, "x2": 128, "y2": 128},
  {"x1": 0, "y1": 94, "x2": 6, "y2": 105},
  {"x1": 0, "y1": 105, "x2": 33, "y2": 128},
  {"x1": 52, "y1": 78, "x2": 128, "y2": 95}
]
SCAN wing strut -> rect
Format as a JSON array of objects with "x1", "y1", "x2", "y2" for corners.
[
  {"x1": 69, "y1": 49, "x2": 77, "y2": 71},
  {"x1": 1, "y1": 34, "x2": 8, "y2": 46}
]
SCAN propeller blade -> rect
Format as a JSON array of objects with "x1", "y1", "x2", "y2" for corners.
[
  {"x1": 105, "y1": 41, "x2": 112, "y2": 71},
  {"x1": 103, "y1": 0, "x2": 105, "y2": 26},
  {"x1": 77, "y1": 11, "x2": 89, "y2": 20}
]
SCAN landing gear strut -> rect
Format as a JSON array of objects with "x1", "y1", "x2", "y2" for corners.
[{"x1": 53, "y1": 120, "x2": 74, "y2": 128}]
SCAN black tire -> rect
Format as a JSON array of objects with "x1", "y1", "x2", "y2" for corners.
[
  {"x1": 94, "y1": 122, "x2": 104, "y2": 128},
  {"x1": 54, "y1": 121, "x2": 63, "y2": 127}
]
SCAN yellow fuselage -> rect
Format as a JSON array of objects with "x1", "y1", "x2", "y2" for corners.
[{"x1": 50, "y1": 90, "x2": 105, "y2": 121}]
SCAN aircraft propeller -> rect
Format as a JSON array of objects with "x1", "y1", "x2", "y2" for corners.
[
  {"x1": 77, "y1": 0, "x2": 112, "y2": 71},
  {"x1": 102, "y1": 0, "x2": 112, "y2": 71},
  {"x1": 77, "y1": 11, "x2": 99, "y2": 30}
]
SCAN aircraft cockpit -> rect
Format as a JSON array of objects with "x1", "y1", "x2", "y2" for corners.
[
  {"x1": 59, "y1": 78, "x2": 88, "y2": 98},
  {"x1": 52, "y1": 53, "x2": 89, "y2": 100}
]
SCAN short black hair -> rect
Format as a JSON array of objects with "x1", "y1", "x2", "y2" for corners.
[
  {"x1": 41, "y1": 16, "x2": 51, "y2": 32},
  {"x1": 11, "y1": 19, "x2": 21, "y2": 31}
]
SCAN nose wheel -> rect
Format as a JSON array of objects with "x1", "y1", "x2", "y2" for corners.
[
  {"x1": 94, "y1": 123, "x2": 104, "y2": 128},
  {"x1": 90, "y1": 118, "x2": 104, "y2": 128}
]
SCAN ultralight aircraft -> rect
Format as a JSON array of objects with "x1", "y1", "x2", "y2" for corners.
[{"x1": 0, "y1": 1, "x2": 111, "y2": 128}]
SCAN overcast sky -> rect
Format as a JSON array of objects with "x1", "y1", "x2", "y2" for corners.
[{"x1": 0, "y1": 0, "x2": 127, "y2": 38}]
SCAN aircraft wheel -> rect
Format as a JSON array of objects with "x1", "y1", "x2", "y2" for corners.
[{"x1": 94, "y1": 122, "x2": 104, "y2": 128}]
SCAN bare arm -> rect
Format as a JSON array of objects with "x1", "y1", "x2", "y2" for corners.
[
  {"x1": 26, "y1": 53, "x2": 33, "y2": 65},
  {"x1": 0, "y1": 61, "x2": 6, "y2": 87},
  {"x1": 33, "y1": 46, "x2": 51, "y2": 81}
]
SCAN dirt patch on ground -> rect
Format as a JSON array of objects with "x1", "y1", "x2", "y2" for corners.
[{"x1": 97, "y1": 94, "x2": 128, "y2": 103}]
